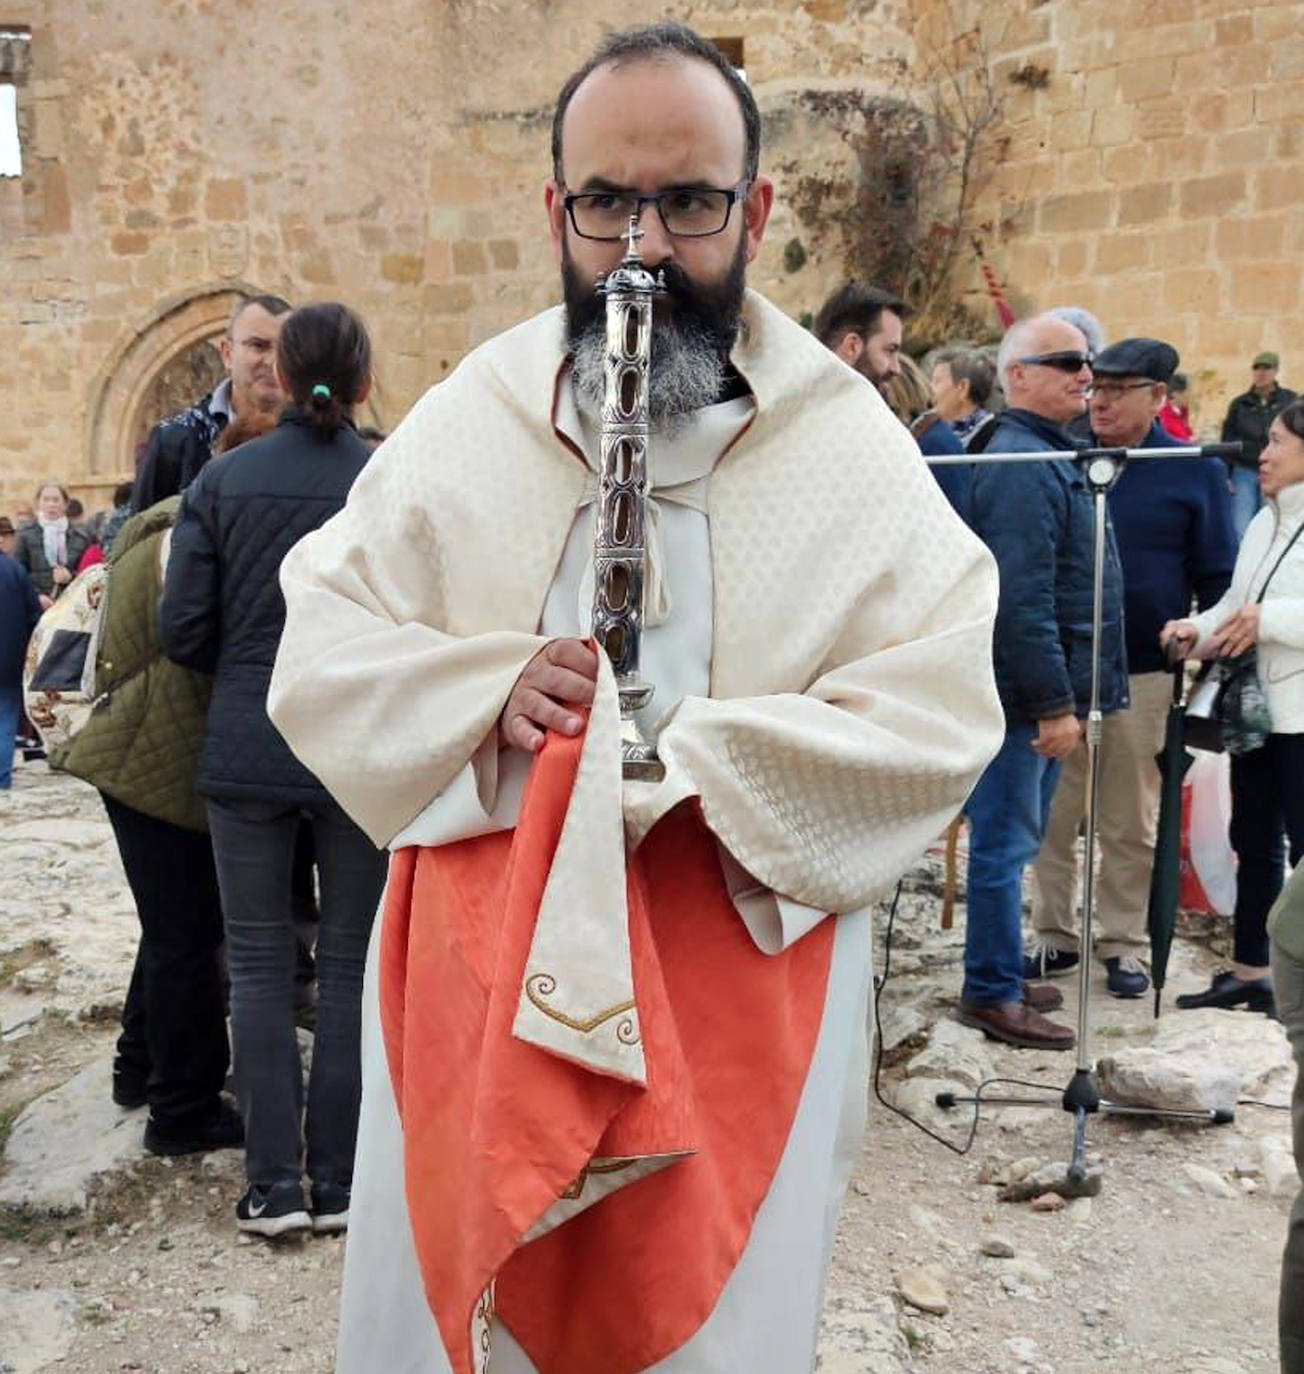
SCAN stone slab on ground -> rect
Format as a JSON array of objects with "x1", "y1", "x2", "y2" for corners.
[
  {"x1": 817, "y1": 1292, "x2": 913, "y2": 1373},
  {"x1": 1152, "y1": 1008, "x2": 1291, "y2": 1102},
  {"x1": 1096, "y1": 1046, "x2": 1242, "y2": 1117},
  {"x1": 0, "y1": 1053, "x2": 145, "y2": 1214},
  {"x1": 904, "y1": 1020, "x2": 995, "y2": 1091},
  {"x1": 0, "y1": 1287, "x2": 77, "y2": 1373}
]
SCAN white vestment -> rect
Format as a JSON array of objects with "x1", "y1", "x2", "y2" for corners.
[
  {"x1": 338, "y1": 391, "x2": 872, "y2": 1374},
  {"x1": 267, "y1": 292, "x2": 1003, "y2": 1374}
]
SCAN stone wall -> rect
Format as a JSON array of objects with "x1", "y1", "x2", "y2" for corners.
[
  {"x1": 2, "y1": 0, "x2": 1302, "y2": 513},
  {"x1": 0, "y1": 0, "x2": 913, "y2": 511},
  {"x1": 932, "y1": 0, "x2": 1304, "y2": 433}
]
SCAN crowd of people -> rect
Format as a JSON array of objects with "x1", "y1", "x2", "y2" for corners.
[
  {"x1": 2, "y1": 295, "x2": 389, "y2": 1241},
  {"x1": 1, "y1": 18, "x2": 1302, "y2": 1371},
  {"x1": 810, "y1": 282, "x2": 1299, "y2": 1048}
]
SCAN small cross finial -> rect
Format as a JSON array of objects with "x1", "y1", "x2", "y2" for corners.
[{"x1": 623, "y1": 216, "x2": 644, "y2": 260}]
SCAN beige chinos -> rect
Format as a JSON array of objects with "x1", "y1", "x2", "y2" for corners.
[{"x1": 1031, "y1": 671, "x2": 1172, "y2": 961}]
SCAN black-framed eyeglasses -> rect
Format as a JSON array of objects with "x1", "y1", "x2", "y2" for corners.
[
  {"x1": 562, "y1": 182, "x2": 751, "y2": 241},
  {"x1": 1017, "y1": 350, "x2": 1094, "y2": 373},
  {"x1": 1089, "y1": 379, "x2": 1158, "y2": 399}
]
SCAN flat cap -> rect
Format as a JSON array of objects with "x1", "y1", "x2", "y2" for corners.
[
  {"x1": 1253, "y1": 351, "x2": 1280, "y2": 369},
  {"x1": 1092, "y1": 337, "x2": 1179, "y2": 383}
]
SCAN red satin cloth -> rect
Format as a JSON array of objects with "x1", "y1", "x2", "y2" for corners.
[{"x1": 380, "y1": 728, "x2": 834, "y2": 1374}]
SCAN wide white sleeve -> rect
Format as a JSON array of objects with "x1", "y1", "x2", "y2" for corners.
[
  {"x1": 623, "y1": 520, "x2": 1004, "y2": 917},
  {"x1": 268, "y1": 434, "x2": 547, "y2": 848}
]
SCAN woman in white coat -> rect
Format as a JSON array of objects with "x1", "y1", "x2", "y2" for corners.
[{"x1": 1163, "y1": 397, "x2": 1304, "y2": 1014}]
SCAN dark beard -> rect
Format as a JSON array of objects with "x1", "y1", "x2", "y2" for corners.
[{"x1": 564, "y1": 235, "x2": 747, "y2": 430}]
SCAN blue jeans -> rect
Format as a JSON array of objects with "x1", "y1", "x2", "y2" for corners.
[
  {"x1": 0, "y1": 683, "x2": 21, "y2": 788},
  {"x1": 963, "y1": 724, "x2": 1063, "y2": 1006},
  {"x1": 1231, "y1": 464, "x2": 1262, "y2": 542}
]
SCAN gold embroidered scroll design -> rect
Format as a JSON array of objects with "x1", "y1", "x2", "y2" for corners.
[
  {"x1": 524, "y1": 974, "x2": 640, "y2": 1045},
  {"x1": 561, "y1": 1157, "x2": 638, "y2": 1200},
  {"x1": 472, "y1": 1283, "x2": 495, "y2": 1374}
]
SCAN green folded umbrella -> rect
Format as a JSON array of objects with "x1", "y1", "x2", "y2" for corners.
[{"x1": 1148, "y1": 663, "x2": 1194, "y2": 1017}]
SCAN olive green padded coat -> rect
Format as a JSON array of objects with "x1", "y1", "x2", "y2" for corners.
[{"x1": 60, "y1": 498, "x2": 212, "y2": 831}]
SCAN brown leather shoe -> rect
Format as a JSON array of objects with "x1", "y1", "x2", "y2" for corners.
[
  {"x1": 1023, "y1": 981, "x2": 1064, "y2": 1014},
  {"x1": 958, "y1": 1000, "x2": 1076, "y2": 1051}
]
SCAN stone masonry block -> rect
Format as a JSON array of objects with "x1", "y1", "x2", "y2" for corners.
[
  {"x1": 1217, "y1": 216, "x2": 1285, "y2": 260},
  {"x1": 1050, "y1": 109, "x2": 1092, "y2": 151},
  {"x1": 1256, "y1": 81, "x2": 1304, "y2": 125},
  {"x1": 1113, "y1": 17, "x2": 1211, "y2": 64},
  {"x1": 1099, "y1": 144, "x2": 1148, "y2": 186},
  {"x1": 31, "y1": 97, "x2": 64, "y2": 158},
  {"x1": 422, "y1": 281, "x2": 473, "y2": 314},
  {"x1": 1082, "y1": 67, "x2": 1117, "y2": 109},
  {"x1": 424, "y1": 239, "x2": 452, "y2": 278},
  {"x1": 1274, "y1": 124, "x2": 1304, "y2": 160},
  {"x1": 1215, "y1": 13, "x2": 1253, "y2": 46},
  {"x1": 1162, "y1": 267, "x2": 1222, "y2": 314},
  {"x1": 1190, "y1": 89, "x2": 1255, "y2": 134},
  {"x1": 1257, "y1": 169, "x2": 1301, "y2": 213},
  {"x1": 41, "y1": 164, "x2": 71, "y2": 235},
  {"x1": 488, "y1": 239, "x2": 519, "y2": 271},
  {"x1": 1036, "y1": 71, "x2": 1083, "y2": 116},
  {"x1": 298, "y1": 249, "x2": 334, "y2": 285},
  {"x1": 204, "y1": 178, "x2": 247, "y2": 221},
  {"x1": 109, "y1": 230, "x2": 148, "y2": 256},
  {"x1": 1212, "y1": 129, "x2": 1274, "y2": 168},
  {"x1": 1180, "y1": 171, "x2": 1246, "y2": 218},
  {"x1": 1094, "y1": 233, "x2": 1150, "y2": 274},
  {"x1": 430, "y1": 161, "x2": 490, "y2": 206},
  {"x1": 1229, "y1": 263, "x2": 1301, "y2": 315},
  {"x1": 1117, "y1": 58, "x2": 1175, "y2": 103},
  {"x1": 1272, "y1": 42, "x2": 1304, "y2": 81},
  {"x1": 1256, "y1": 7, "x2": 1302, "y2": 41},
  {"x1": 1056, "y1": 239, "x2": 1088, "y2": 279},
  {"x1": 1136, "y1": 96, "x2": 1189, "y2": 143},
  {"x1": 1002, "y1": 6, "x2": 1052, "y2": 50},
  {"x1": 452, "y1": 240, "x2": 487, "y2": 275},
  {"x1": 380, "y1": 253, "x2": 423, "y2": 285},
  {"x1": 1091, "y1": 104, "x2": 1134, "y2": 147},
  {"x1": 1117, "y1": 182, "x2": 1173, "y2": 227},
  {"x1": 1039, "y1": 188, "x2": 1116, "y2": 235},
  {"x1": 1139, "y1": 135, "x2": 1209, "y2": 182}
]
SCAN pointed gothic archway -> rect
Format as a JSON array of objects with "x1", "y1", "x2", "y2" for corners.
[{"x1": 81, "y1": 282, "x2": 265, "y2": 498}]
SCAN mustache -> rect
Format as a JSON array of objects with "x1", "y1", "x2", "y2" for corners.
[{"x1": 561, "y1": 236, "x2": 746, "y2": 352}]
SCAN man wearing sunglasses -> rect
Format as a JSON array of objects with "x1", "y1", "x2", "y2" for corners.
[
  {"x1": 271, "y1": 20, "x2": 1002, "y2": 1374},
  {"x1": 1028, "y1": 339, "x2": 1235, "y2": 1001},
  {"x1": 959, "y1": 313, "x2": 1128, "y2": 1052}
]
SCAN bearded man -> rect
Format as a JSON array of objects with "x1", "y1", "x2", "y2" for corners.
[{"x1": 270, "y1": 23, "x2": 1001, "y2": 1374}]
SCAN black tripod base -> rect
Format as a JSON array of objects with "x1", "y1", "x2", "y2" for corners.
[{"x1": 934, "y1": 1086, "x2": 1235, "y2": 1127}]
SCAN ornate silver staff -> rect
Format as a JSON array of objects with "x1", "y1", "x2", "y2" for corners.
[{"x1": 591, "y1": 219, "x2": 665, "y2": 782}]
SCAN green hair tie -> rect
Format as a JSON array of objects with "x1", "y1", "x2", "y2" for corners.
[{"x1": 311, "y1": 383, "x2": 332, "y2": 400}]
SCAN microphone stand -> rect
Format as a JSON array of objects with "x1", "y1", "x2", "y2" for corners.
[{"x1": 927, "y1": 441, "x2": 1242, "y2": 1186}]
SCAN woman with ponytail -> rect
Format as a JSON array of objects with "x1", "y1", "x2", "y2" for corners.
[{"x1": 159, "y1": 303, "x2": 387, "y2": 1237}]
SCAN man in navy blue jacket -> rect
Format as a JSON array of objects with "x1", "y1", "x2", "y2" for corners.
[
  {"x1": 0, "y1": 545, "x2": 41, "y2": 790},
  {"x1": 1028, "y1": 339, "x2": 1235, "y2": 996},
  {"x1": 814, "y1": 283, "x2": 971, "y2": 518},
  {"x1": 960, "y1": 313, "x2": 1128, "y2": 1051}
]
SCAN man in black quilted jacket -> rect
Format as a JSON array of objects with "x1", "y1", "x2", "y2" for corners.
[{"x1": 131, "y1": 294, "x2": 291, "y2": 510}]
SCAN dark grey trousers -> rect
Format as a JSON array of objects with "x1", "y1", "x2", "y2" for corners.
[
  {"x1": 1271, "y1": 865, "x2": 1304, "y2": 1374},
  {"x1": 206, "y1": 797, "x2": 386, "y2": 1190}
]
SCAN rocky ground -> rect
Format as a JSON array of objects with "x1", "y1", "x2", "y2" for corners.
[{"x1": 0, "y1": 759, "x2": 1295, "y2": 1374}]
